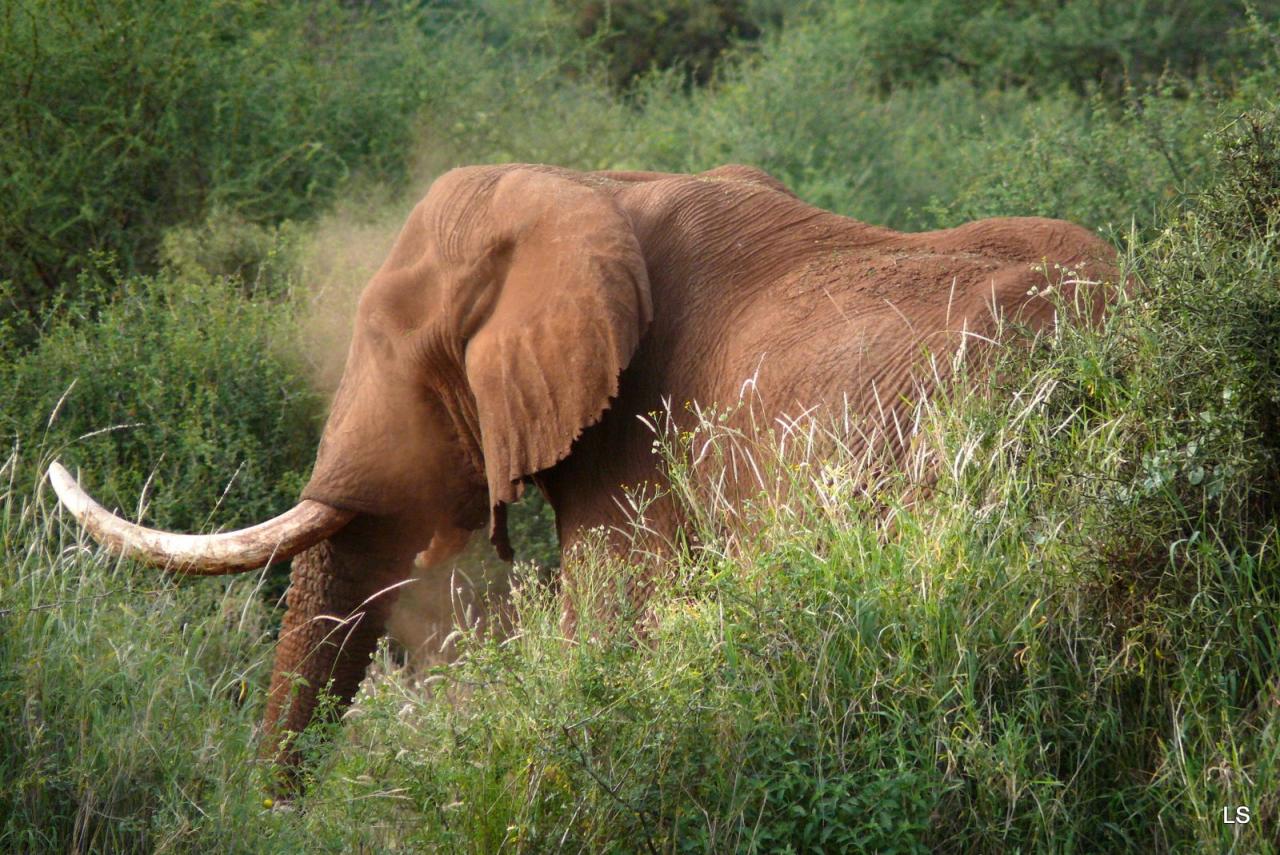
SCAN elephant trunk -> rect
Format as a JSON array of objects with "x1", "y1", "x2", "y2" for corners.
[
  {"x1": 47, "y1": 461, "x2": 354, "y2": 574},
  {"x1": 260, "y1": 518, "x2": 418, "y2": 782}
]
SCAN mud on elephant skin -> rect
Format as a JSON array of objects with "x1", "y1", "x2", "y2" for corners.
[{"x1": 49, "y1": 162, "x2": 1118, "y2": 783}]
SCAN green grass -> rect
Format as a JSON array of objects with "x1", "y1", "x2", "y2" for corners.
[{"x1": 0, "y1": 445, "x2": 281, "y2": 851}]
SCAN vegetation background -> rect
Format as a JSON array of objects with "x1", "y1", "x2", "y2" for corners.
[{"x1": 2, "y1": 0, "x2": 1279, "y2": 850}]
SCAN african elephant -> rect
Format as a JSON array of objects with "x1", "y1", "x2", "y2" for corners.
[{"x1": 49, "y1": 163, "x2": 1117, "y2": 780}]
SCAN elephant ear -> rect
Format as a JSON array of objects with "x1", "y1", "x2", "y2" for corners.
[{"x1": 463, "y1": 169, "x2": 652, "y2": 541}]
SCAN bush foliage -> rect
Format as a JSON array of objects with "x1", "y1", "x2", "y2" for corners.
[
  {"x1": 0, "y1": 268, "x2": 319, "y2": 533},
  {"x1": 3, "y1": 1, "x2": 1280, "y2": 851},
  {"x1": 837, "y1": 0, "x2": 1261, "y2": 95},
  {"x1": 1, "y1": 0, "x2": 501, "y2": 328},
  {"x1": 561, "y1": 0, "x2": 769, "y2": 91}
]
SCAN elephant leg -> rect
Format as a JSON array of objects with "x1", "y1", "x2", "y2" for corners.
[{"x1": 261, "y1": 528, "x2": 416, "y2": 780}]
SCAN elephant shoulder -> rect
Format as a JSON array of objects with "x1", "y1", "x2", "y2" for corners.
[
  {"x1": 696, "y1": 164, "x2": 798, "y2": 198},
  {"x1": 584, "y1": 164, "x2": 797, "y2": 199}
]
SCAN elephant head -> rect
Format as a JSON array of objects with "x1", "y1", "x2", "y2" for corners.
[
  {"x1": 51, "y1": 165, "x2": 658, "y2": 778},
  {"x1": 50, "y1": 163, "x2": 1116, "y2": 783}
]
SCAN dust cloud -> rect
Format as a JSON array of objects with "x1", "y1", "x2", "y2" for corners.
[
  {"x1": 294, "y1": 198, "x2": 409, "y2": 395},
  {"x1": 293, "y1": 133, "x2": 467, "y2": 396}
]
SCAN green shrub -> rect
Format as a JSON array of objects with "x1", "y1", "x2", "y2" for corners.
[
  {"x1": 561, "y1": 0, "x2": 770, "y2": 91},
  {"x1": 595, "y1": 14, "x2": 1272, "y2": 234},
  {"x1": 507, "y1": 490, "x2": 561, "y2": 569},
  {"x1": 1204, "y1": 110, "x2": 1280, "y2": 246},
  {"x1": 159, "y1": 210, "x2": 301, "y2": 293},
  {"x1": 821, "y1": 0, "x2": 1266, "y2": 95},
  {"x1": 925, "y1": 82, "x2": 1224, "y2": 235},
  {"x1": 0, "y1": 266, "x2": 320, "y2": 534},
  {"x1": 0, "y1": 0, "x2": 446, "y2": 329}
]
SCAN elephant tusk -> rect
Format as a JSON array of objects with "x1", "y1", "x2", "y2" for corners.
[{"x1": 47, "y1": 461, "x2": 355, "y2": 575}]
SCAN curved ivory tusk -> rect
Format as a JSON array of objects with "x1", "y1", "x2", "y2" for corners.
[{"x1": 47, "y1": 461, "x2": 355, "y2": 575}]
